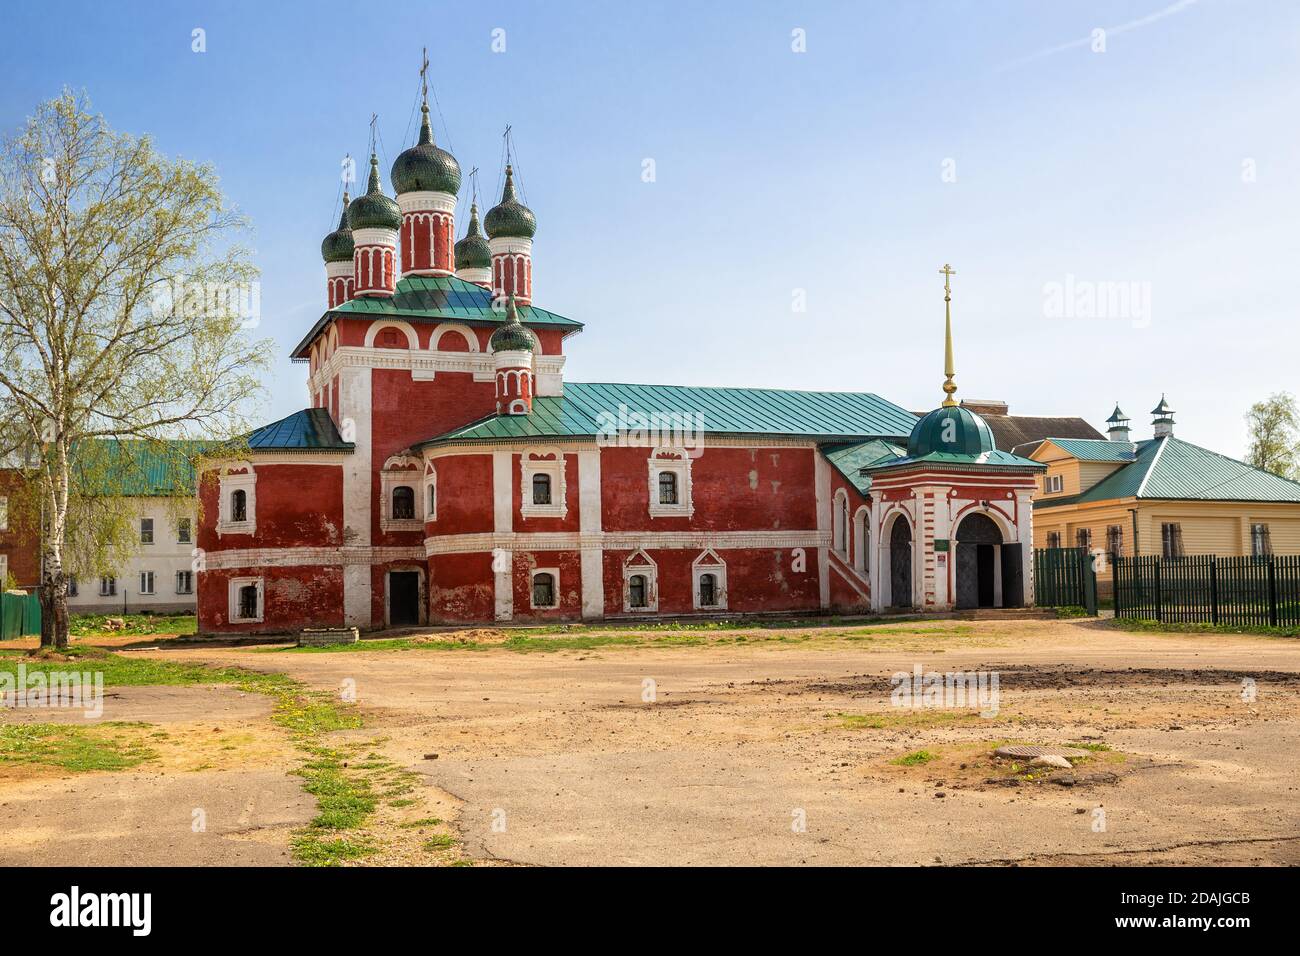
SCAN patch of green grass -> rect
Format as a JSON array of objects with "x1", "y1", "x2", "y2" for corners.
[
  {"x1": 422, "y1": 834, "x2": 455, "y2": 851},
  {"x1": 1053, "y1": 606, "x2": 1091, "y2": 619},
  {"x1": 68, "y1": 613, "x2": 197, "y2": 637},
  {"x1": 289, "y1": 835, "x2": 375, "y2": 866},
  {"x1": 1110, "y1": 617, "x2": 1300, "y2": 638},
  {"x1": 837, "y1": 710, "x2": 993, "y2": 731},
  {"x1": 389, "y1": 798, "x2": 418, "y2": 808},
  {"x1": 0, "y1": 723, "x2": 155, "y2": 772},
  {"x1": 400, "y1": 817, "x2": 443, "y2": 828},
  {"x1": 891, "y1": 749, "x2": 939, "y2": 766},
  {"x1": 1066, "y1": 741, "x2": 1111, "y2": 752}
]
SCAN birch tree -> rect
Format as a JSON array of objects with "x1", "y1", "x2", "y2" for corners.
[{"x1": 0, "y1": 91, "x2": 270, "y2": 648}]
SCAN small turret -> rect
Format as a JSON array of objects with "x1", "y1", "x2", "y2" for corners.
[
  {"x1": 485, "y1": 164, "x2": 537, "y2": 305},
  {"x1": 454, "y1": 202, "x2": 492, "y2": 288},
  {"x1": 1151, "y1": 395, "x2": 1175, "y2": 439},
  {"x1": 321, "y1": 191, "x2": 355, "y2": 308},
  {"x1": 347, "y1": 152, "x2": 400, "y2": 297},
  {"x1": 490, "y1": 295, "x2": 534, "y2": 415},
  {"x1": 1106, "y1": 403, "x2": 1131, "y2": 442}
]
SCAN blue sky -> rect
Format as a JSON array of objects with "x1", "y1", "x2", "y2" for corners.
[{"x1": 4, "y1": 0, "x2": 1298, "y2": 455}]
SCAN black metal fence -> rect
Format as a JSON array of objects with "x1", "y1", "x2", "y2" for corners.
[
  {"x1": 1033, "y1": 547, "x2": 1097, "y2": 614},
  {"x1": 1112, "y1": 554, "x2": 1300, "y2": 627}
]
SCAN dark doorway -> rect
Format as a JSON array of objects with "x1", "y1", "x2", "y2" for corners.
[
  {"x1": 889, "y1": 518, "x2": 913, "y2": 608},
  {"x1": 389, "y1": 571, "x2": 420, "y2": 626},
  {"x1": 955, "y1": 512, "x2": 1002, "y2": 609}
]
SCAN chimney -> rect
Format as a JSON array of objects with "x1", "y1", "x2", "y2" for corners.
[
  {"x1": 1151, "y1": 395, "x2": 1175, "y2": 439},
  {"x1": 1105, "y1": 403, "x2": 1131, "y2": 442}
]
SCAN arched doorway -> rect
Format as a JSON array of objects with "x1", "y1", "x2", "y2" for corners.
[
  {"x1": 889, "y1": 518, "x2": 913, "y2": 608},
  {"x1": 955, "y1": 512, "x2": 1003, "y2": 610}
]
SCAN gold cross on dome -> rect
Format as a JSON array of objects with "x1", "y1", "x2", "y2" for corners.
[
  {"x1": 420, "y1": 47, "x2": 429, "y2": 102},
  {"x1": 939, "y1": 263, "x2": 956, "y2": 293}
]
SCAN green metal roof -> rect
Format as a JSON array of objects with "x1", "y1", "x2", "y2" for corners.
[
  {"x1": 248, "y1": 408, "x2": 354, "y2": 452},
  {"x1": 72, "y1": 439, "x2": 211, "y2": 497},
  {"x1": 291, "y1": 274, "x2": 581, "y2": 360},
  {"x1": 907, "y1": 405, "x2": 996, "y2": 458},
  {"x1": 823, "y1": 439, "x2": 905, "y2": 493},
  {"x1": 418, "y1": 382, "x2": 919, "y2": 447},
  {"x1": 1040, "y1": 438, "x2": 1138, "y2": 463},
  {"x1": 1035, "y1": 436, "x2": 1300, "y2": 509}
]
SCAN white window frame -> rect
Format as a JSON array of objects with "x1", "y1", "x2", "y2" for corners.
[
  {"x1": 853, "y1": 505, "x2": 869, "y2": 573},
  {"x1": 176, "y1": 570, "x2": 193, "y2": 595},
  {"x1": 520, "y1": 449, "x2": 567, "y2": 520},
  {"x1": 99, "y1": 576, "x2": 116, "y2": 597},
  {"x1": 218, "y1": 468, "x2": 257, "y2": 535},
  {"x1": 1044, "y1": 473, "x2": 1063, "y2": 494},
  {"x1": 228, "y1": 576, "x2": 264, "y2": 624},
  {"x1": 0, "y1": 554, "x2": 7, "y2": 587},
  {"x1": 692, "y1": 549, "x2": 728, "y2": 611},
  {"x1": 424, "y1": 465, "x2": 437, "y2": 524},
  {"x1": 832, "y1": 488, "x2": 849, "y2": 556},
  {"x1": 647, "y1": 449, "x2": 693, "y2": 518},
  {"x1": 139, "y1": 571, "x2": 155, "y2": 595},
  {"x1": 622, "y1": 550, "x2": 659, "y2": 613},
  {"x1": 530, "y1": 567, "x2": 560, "y2": 609},
  {"x1": 380, "y1": 456, "x2": 425, "y2": 532},
  {"x1": 0, "y1": 495, "x2": 8, "y2": 532}
]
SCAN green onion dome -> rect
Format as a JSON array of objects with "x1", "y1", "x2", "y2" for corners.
[
  {"x1": 489, "y1": 295, "x2": 533, "y2": 352},
  {"x1": 907, "y1": 405, "x2": 996, "y2": 458},
  {"x1": 484, "y1": 165, "x2": 536, "y2": 239},
  {"x1": 347, "y1": 153, "x2": 401, "y2": 232},
  {"x1": 320, "y1": 193, "x2": 354, "y2": 263},
  {"x1": 454, "y1": 203, "x2": 492, "y2": 270},
  {"x1": 390, "y1": 104, "x2": 461, "y2": 196}
]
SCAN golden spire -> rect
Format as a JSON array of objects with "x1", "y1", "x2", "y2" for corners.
[{"x1": 939, "y1": 263, "x2": 957, "y2": 407}]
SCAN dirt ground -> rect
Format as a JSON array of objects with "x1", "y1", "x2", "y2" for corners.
[{"x1": 4, "y1": 617, "x2": 1299, "y2": 866}]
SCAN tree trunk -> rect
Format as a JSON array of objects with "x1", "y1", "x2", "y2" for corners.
[{"x1": 38, "y1": 551, "x2": 68, "y2": 650}]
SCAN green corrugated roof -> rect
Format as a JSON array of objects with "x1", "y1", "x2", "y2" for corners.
[
  {"x1": 1035, "y1": 436, "x2": 1300, "y2": 509},
  {"x1": 291, "y1": 274, "x2": 582, "y2": 359},
  {"x1": 72, "y1": 440, "x2": 210, "y2": 497},
  {"x1": 1040, "y1": 438, "x2": 1138, "y2": 462},
  {"x1": 823, "y1": 439, "x2": 905, "y2": 493},
  {"x1": 418, "y1": 383, "x2": 920, "y2": 447},
  {"x1": 248, "y1": 408, "x2": 354, "y2": 452}
]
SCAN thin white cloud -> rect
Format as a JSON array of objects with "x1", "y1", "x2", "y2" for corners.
[{"x1": 995, "y1": 0, "x2": 1200, "y2": 72}]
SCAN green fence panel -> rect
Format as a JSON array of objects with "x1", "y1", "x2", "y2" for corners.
[
  {"x1": 1033, "y1": 547, "x2": 1096, "y2": 613},
  {"x1": 1, "y1": 592, "x2": 41, "y2": 640},
  {"x1": 1111, "y1": 553, "x2": 1300, "y2": 627}
]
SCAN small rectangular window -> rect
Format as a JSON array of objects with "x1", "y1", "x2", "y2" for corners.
[
  {"x1": 1161, "y1": 522, "x2": 1184, "y2": 559},
  {"x1": 140, "y1": 518, "x2": 154, "y2": 544},
  {"x1": 0, "y1": 495, "x2": 8, "y2": 531},
  {"x1": 238, "y1": 584, "x2": 259, "y2": 620},
  {"x1": 1044, "y1": 474, "x2": 1063, "y2": 494},
  {"x1": 1106, "y1": 525, "x2": 1124, "y2": 558},
  {"x1": 67, "y1": 576, "x2": 78, "y2": 598},
  {"x1": 1251, "y1": 523, "x2": 1272, "y2": 558},
  {"x1": 177, "y1": 518, "x2": 192, "y2": 543},
  {"x1": 139, "y1": 571, "x2": 155, "y2": 595},
  {"x1": 531, "y1": 571, "x2": 556, "y2": 608},
  {"x1": 1046, "y1": 531, "x2": 1061, "y2": 549},
  {"x1": 176, "y1": 570, "x2": 193, "y2": 595},
  {"x1": 100, "y1": 576, "x2": 116, "y2": 597},
  {"x1": 1075, "y1": 527, "x2": 1092, "y2": 551}
]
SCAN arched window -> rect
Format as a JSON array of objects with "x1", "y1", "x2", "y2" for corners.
[
  {"x1": 427, "y1": 483, "x2": 437, "y2": 518},
  {"x1": 532, "y1": 572, "x2": 555, "y2": 608},
  {"x1": 698, "y1": 573, "x2": 718, "y2": 607},
  {"x1": 392, "y1": 486, "x2": 415, "y2": 520},
  {"x1": 532, "y1": 473, "x2": 552, "y2": 505},
  {"x1": 658, "y1": 471, "x2": 678, "y2": 505},
  {"x1": 832, "y1": 491, "x2": 847, "y2": 554},
  {"x1": 629, "y1": 574, "x2": 647, "y2": 608},
  {"x1": 232, "y1": 489, "x2": 247, "y2": 523}
]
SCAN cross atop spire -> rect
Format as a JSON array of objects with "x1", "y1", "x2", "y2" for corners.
[
  {"x1": 368, "y1": 113, "x2": 378, "y2": 157},
  {"x1": 939, "y1": 263, "x2": 958, "y2": 407},
  {"x1": 420, "y1": 47, "x2": 429, "y2": 105}
]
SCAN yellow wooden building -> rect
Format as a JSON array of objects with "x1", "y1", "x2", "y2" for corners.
[{"x1": 1021, "y1": 400, "x2": 1300, "y2": 563}]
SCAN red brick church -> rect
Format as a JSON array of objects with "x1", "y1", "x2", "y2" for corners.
[{"x1": 194, "y1": 89, "x2": 1045, "y2": 634}]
